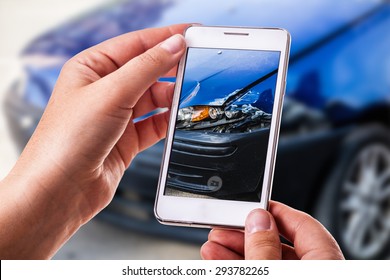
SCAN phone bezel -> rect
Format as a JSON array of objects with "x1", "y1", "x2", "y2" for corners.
[{"x1": 155, "y1": 25, "x2": 290, "y2": 228}]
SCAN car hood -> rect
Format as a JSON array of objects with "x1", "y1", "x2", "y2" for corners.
[{"x1": 179, "y1": 49, "x2": 279, "y2": 108}]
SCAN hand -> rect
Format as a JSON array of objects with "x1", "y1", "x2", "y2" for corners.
[
  {"x1": 0, "y1": 24, "x2": 187, "y2": 259},
  {"x1": 201, "y1": 201, "x2": 344, "y2": 260}
]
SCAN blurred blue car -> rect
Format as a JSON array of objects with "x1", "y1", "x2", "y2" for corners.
[{"x1": 3, "y1": 0, "x2": 390, "y2": 259}]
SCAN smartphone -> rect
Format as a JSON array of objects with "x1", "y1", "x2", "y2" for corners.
[{"x1": 155, "y1": 25, "x2": 290, "y2": 228}]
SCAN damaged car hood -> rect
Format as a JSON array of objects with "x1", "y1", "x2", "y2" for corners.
[{"x1": 179, "y1": 49, "x2": 279, "y2": 109}]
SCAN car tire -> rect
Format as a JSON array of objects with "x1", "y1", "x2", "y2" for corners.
[{"x1": 314, "y1": 124, "x2": 390, "y2": 259}]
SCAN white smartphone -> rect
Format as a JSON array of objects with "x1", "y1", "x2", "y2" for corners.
[{"x1": 155, "y1": 25, "x2": 290, "y2": 228}]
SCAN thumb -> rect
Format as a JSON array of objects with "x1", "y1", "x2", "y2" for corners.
[
  {"x1": 100, "y1": 34, "x2": 186, "y2": 108},
  {"x1": 245, "y1": 209, "x2": 282, "y2": 260}
]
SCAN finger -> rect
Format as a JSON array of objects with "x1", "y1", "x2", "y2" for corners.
[
  {"x1": 163, "y1": 66, "x2": 179, "y2": 78},
  {"x1": 282, "y1": 243, "x2": 299, "y2": 260},
  {"x1": 114, "y1": 110, "x2": 170, "y2": 166},
  {"x1": 245, "y1": 209, "x2": 282, "y2": 260},
  {"x1": 98, "y1": 33, "x2": 186, "y2": 110},
  {"x1": 132, "y1": 82, "x2": 174, "y2": 119},
  {"x1": 201, "y1": 241, "x2": 243, "y2": 260},
  {"x1": 134, "y1": 110, "x2": 170, "y2": 152},
  {"x1": 67, "y1": 24, "x2": 188, "y2": 78},
  {"x1": 208, "y1": 229, "x2": 245, "y2": 256},
  {"x1": 91, "y1": 24, "x2": 188, "y2": 71},
  {"x1": 58, "y1": 24, "x2": 188, "y2": 91},
  {"x1": 269, "y1": 201, "x2": 344, "y2": 260}
]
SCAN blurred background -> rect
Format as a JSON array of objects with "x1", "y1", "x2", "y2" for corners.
[
  {"x1": 0, "y1": 0, "x2": 200, "y2": 260},
  {"x1": 1, "y1": 0, "x2": 389, "y2": 259}
]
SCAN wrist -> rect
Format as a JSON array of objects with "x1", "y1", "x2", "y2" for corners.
[{"x1": 0, "y1": 163, "x2": 92, "y2": 259}]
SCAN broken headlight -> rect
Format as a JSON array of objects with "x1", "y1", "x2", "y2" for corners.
[{"x1": 176, "y1": 104, "x2": 271, "y2": 132}]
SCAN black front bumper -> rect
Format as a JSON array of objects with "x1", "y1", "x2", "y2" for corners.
[{"x1": 166, "y1": 129, "x2": 270, "y2": 201}]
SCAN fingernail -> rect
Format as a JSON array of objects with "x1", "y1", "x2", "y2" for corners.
[
  {"x1": 160, "y1": 34, "x2": 185, "y2": 54},
  {"x1": 246, "y1": 209, "x2": 271, "y2": 234}
]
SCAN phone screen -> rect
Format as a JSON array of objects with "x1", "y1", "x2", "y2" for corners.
[{"x1": 164, "y1": 47, "x2": 281, "y2": 202}]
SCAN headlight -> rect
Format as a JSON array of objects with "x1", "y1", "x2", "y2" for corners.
[
  {"x1": 208, "y1": 107, "x2": 223, "y2": 120},
  {"x1": 224, "y1": 106, "x2": 240, "y2": 119},
  {"x1": 176, "y1": 106, "x2": 223, "y2": 128},
  {"x1": 176, "y1": 104, "x2": 271, "y2": 132},
  {"x1": 177, "y1": 107, "x2": 194, "y2": 122},
  {"x1": 192, "y1": 106, "x2": 210, "y2": 121},
  {"x1": 177, "y1": 106, "x2": 210, "y2": 122}
]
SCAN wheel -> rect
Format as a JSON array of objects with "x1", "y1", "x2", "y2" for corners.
[{"x1": 314, "y1": 125, "x2": 390, "y2": 259}]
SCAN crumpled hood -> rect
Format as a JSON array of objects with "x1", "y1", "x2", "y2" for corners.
[{"x1": 179, "y1": 48, "x2": 279, "y2": 108}]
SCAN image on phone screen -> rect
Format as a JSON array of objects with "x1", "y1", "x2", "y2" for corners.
[{"x1": 165, "y1": 47, "x2": 281, "y2": 202}]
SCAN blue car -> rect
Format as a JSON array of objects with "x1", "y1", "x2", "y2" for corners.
[{"x1": 3, "y1": 0, "x2": 390, "y2": 259}]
